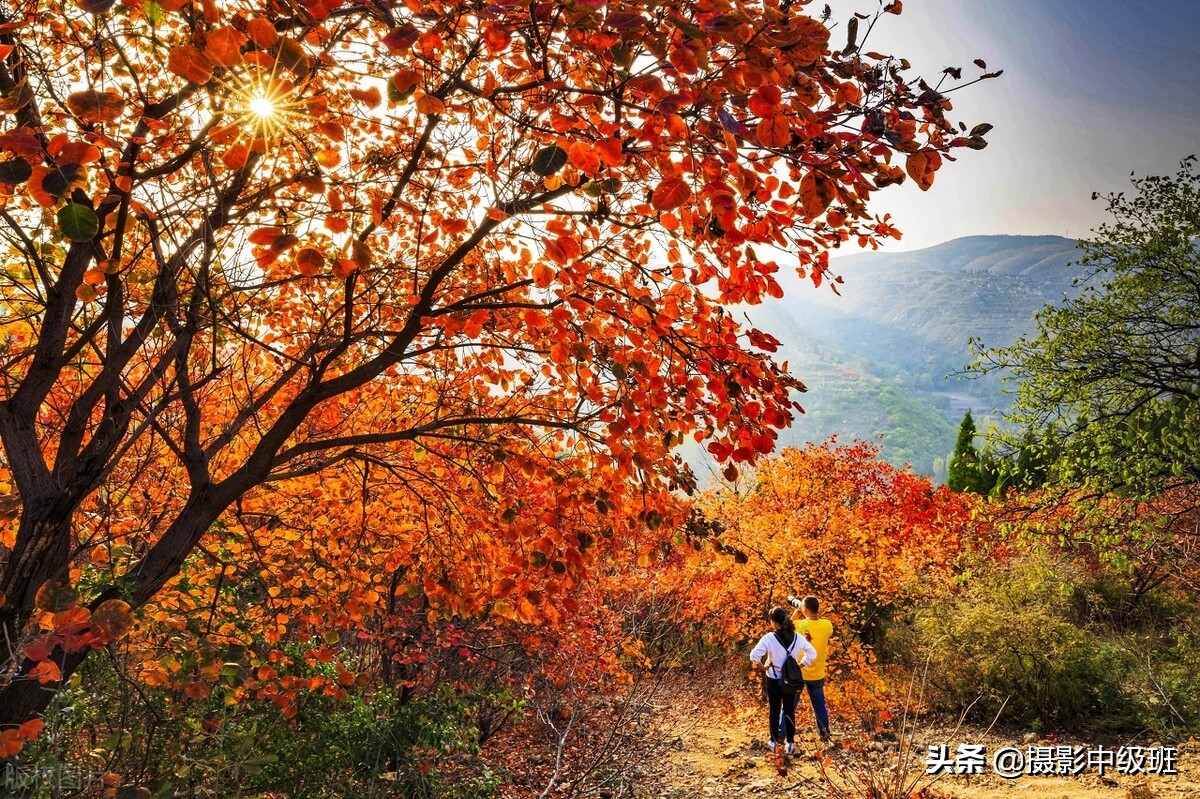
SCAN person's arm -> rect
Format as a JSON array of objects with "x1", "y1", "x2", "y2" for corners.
[
  {"x1": 797, "y1": 634, "x2": 817, "y2": 668},
  {"x1": 749, "y1": 634, "x2": 770, "y2": 672}
]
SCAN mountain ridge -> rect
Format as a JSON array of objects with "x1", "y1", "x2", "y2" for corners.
[{"x1": 734, "y1": 234, "x2": 1090, "y2": 480}]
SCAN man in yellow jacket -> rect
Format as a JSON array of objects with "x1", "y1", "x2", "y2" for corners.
[{"x1": 793, "y1": 595, "x2": 833, "y2": 741}]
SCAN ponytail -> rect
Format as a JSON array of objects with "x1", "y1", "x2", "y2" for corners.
[{"x1": 770, "y1": 606, "x2": 794, "y2": 635}]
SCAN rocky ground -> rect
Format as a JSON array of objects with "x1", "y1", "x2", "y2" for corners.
[{"x1": 635, "y1": 684, "x2": 1198, "y2": 799}]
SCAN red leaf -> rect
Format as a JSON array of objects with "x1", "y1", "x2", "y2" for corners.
[
  {"x1": 482, "y1": 24, "x2": 511, "y2": 53},
  {"x1": 168, "y1": 45, "x2": 214, "y2": 84},
  {"x1": 382, "y1": 24, "x2": 419, "y2": 54},
  {"x1": 440, "y1": 218, "x2": 469, "y2": 235}
]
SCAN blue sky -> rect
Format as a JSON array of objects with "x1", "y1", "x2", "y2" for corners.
[{"x1": 838, "y1": 0, "x2": 1200, "y2": 251}]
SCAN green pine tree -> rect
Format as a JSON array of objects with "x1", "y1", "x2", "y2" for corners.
[{"x1": 947, "y1": 410, "x2": 980, "y2": 492}]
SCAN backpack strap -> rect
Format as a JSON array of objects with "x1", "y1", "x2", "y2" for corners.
[{"x1": 770, "y1": 630, "x2": 797, "y2": 680}]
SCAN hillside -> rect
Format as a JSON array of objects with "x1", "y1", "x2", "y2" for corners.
[{"x1": 739, "y1": 236, "x2": 1089, "y2": 480}]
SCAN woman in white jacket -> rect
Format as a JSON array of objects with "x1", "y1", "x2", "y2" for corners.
[{"x1": 750, "y1": 606, "x2": 817, "y2": 754}]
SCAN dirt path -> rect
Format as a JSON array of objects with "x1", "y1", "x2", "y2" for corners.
[{"x1": 645, "y1": 683, "x2": 1199, "y2": 798}]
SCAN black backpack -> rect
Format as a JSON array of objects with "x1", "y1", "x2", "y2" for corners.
[{"x1": 773, "y1": 631, "x2": 804, "y2": 694}]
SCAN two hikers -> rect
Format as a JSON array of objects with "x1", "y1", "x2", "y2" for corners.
[
  {"x1": 749, "y1": 606, "x2": 817, "y2": 754},
  {"x1": 749, "y1": 594, "x2": 834, "y2": 752}
]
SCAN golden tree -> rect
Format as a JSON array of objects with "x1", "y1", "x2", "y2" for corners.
[{"x1": 0, "y1": 0, "x2": 991, "y2": 735}]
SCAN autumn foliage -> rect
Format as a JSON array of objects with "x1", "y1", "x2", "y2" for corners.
[
  {"x1": 667, "y1": 441, "x2": 978, "y2": 721},
  {"x1": 0, "y1": 0, "x2": 991, "y2": 763}
]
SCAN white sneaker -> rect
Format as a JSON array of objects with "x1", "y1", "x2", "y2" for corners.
[
  {"x1": 765, "y1": 740, "x2": 778, "y2": 752},
  {"x1": 785, "y1": 742, "x2": 795, "y2": 755}
]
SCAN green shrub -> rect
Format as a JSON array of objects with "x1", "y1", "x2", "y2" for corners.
[
  {"x1": 897, "y1": 555, "x2": 1144, "y2": 732},
  {"x1": 12, "y1": 656, "x2": 507, "y2": 799}
]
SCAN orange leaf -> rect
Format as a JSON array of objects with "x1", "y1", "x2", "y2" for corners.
[
  {"x1": 532, "y1": 262, "x2": 555, "y2": 289},
  {"x1": 315, "y1": 148, "x2": 341, "y2": 168},
  {"x1": 295, "y1": 247, "x2": 325, "y2": 276},
  {"x1": 35, "y1": 579, "x2": 78, "y2": 612},
  {"x1": 391, "y1": 69, "x2": 420, "y2": 97},
  {"x1": 347, "y1": 86, "x2": 382, "y2": 108},
  {"x1": 17, "y1": 718, "x2": 44, "y2": 740},
  {"x1": 350, "y1": 240, "x2": 371, "y2": 270},
  {"x1": 799, "y1": 171, "x2": 836, "y2": 218},
  {"x1": 836, "y1": 82, "x2": 863, "y2": 106},
  {"x1": 417, "y1": 31, "x2": 443, "y2": 55},
  {"x1": 32, "y1": 660, "x2": 61, "y2": 685},
  {"x1": 568, "y1": 141, "x2": 601, "y2": 175},
  {"x1": 415, "y1": 94, "x2": 445, "y2": 115},
  {"x1": 748, "y1": 85, "x2": 783, "y2": 118},
  {"x1": 205, "y1": 26, "x2": 247, "y2": 68},
  {"x1": 66, "y1": 89, "x2": 126, "y2": 123},
  {"x1": 222, "y1": 142, "x2": 249, "y2": 170},
  {"x1": 906, "y1": 151, "x2": 938, "y2": 191},
  {"x1": 756, "y1": 113, "x2": 791, "y2": 148},
  {"x1": 57, "y1": 141, "x2": 101, "y2": 165},
  {"x1": 0, "y1": 730, "x2": 24, "y2": 758},
  {"x1": 248, "y1": 226, "x2": 283, "y2": 246},
  {"x1": 168, "y1": 45, "x2": 214, "y2": 84},
  {"x1": 789, "y1": 16, "x2": 830, "y2": 65},
  {"x1": 651, "y1": 177, "x2": 691, "y2": 212},
  {"x1": 183, "y1": 681, "x2": 211, "y2": 699},
  {"x1": 92, "y1": 599, "x2": 134, "y2": 641},
  {"x1": 247, "y1": 17, "x2": 278, "y2": 49},
  {"x1": 440, "y1": 218, "x2": 469, "y2": 235},
  {"x1": 596, "y1": 136, "x2": 624, "y2": 167}
]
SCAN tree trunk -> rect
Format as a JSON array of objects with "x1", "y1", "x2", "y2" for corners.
[
  {"x1": 0, "y1": 484, "x2": 236, "y2": 734},
  {"x1": 0, "y1": 650, "x2": 89, "y2": 729}
]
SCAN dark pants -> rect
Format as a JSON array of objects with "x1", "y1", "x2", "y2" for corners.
[
  {"x1": 764, "y1": 678, "x2": 797, "y2": 743},
  {"x1": 803, "y1": 678, "x2": 831, "y2": 739}
]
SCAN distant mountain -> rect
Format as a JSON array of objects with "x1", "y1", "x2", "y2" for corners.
[{"x1": 732, "y1": 235, "x2": 1090, "y2": 480}]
